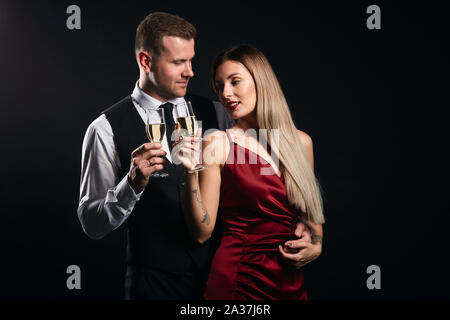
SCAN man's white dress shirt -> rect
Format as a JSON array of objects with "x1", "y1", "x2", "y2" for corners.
[{"x1": 77, "y1": 82, "x2": 186, "y2": 240}]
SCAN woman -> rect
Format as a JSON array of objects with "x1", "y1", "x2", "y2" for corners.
[{"x1": 175, "y1": 45, "x2": 325, "y2": 300}]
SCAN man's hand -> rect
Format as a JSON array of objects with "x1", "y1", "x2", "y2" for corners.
[
  {"x1": 279, "y1": 241, "x2": 322, "y2": 270},
  {"x1": 128, "y1": 142, "x2": 166, "y2": 194},
  {"x1": 279, "y1": 221, "x2": 322, "y2": 269}
]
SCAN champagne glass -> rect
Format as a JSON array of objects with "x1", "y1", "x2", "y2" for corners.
[
  {"x1": 145, "y1": 108, "x2": 169, "y2": 178},
  {"x1": 174, "y1": 101, "x2": 206, "y2": 173}
]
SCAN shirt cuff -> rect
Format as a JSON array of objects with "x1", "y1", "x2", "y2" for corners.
[{"x1": 106, "y1": 175, "x2": 143, "y2": 207}]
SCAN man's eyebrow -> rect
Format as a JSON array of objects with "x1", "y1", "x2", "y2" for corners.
[{"x1": 172, "y1": 55, "x2": 195, "y2": 62}]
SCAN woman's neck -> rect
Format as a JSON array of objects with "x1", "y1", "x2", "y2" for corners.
[{"x1": 235, "y1": 113, "x2": 258, "y2": 132}]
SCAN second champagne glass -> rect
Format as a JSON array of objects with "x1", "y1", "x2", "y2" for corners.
[
  {"x1": 174, "y1": 101, "x2": 206, "y2": 173},
  {"x1": 145, "y1": 108, "x2": 169, "y2": 178}
]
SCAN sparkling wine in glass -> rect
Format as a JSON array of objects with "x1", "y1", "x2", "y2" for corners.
[
  {"x1": 174, "y1": 101, "x2": 206, "y2": 173},
  {"x1": 176, "y1": 114, "x2": 198, "y2": 137},
  {"x1": 145, "y1": 108, "x2": 169, "y2": 178}
]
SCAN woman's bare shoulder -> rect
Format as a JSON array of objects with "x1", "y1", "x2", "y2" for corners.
[
  {"x1": 202, "y1": 130, "x2": 230, "y2": 166},
  {"x1": 297, "y1": 129, "x2": 314, "y2": 168},
  {"x1": 203, "y1": 129, "x2": 228, "y2": 145},
  {"x1": 297, "y1": 129, "x2": 313, "y2": 147}
]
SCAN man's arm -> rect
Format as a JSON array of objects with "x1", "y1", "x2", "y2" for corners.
[{"x1": 77, "y1": 115, "x2": 142, "y2": 240}]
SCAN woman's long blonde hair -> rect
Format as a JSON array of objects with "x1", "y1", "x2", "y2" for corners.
[{"x1": 212, "y1": 45, "x2": 325, "y2": 224}]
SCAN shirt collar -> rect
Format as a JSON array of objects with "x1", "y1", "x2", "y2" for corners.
[{"x1": 131, "y1": 80, "x2": 185, "y2": 110}]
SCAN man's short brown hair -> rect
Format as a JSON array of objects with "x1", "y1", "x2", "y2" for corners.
[{"x1": 135, "y1": 12, "x2": 196, "y2": 57}]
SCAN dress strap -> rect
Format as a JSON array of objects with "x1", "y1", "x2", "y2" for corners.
[
  {"x1": 223, "y1": 129, "x2": 235, "y2": 164},
  {"x1": 225, "y1": 129, "x2": 234, "y2": 146}
]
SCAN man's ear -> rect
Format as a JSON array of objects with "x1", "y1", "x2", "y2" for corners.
[{"x1": 137, "y1": 51, "x2": 152, "y2": 73}]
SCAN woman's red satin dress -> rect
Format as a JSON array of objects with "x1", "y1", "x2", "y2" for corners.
[{"x1": 203, "y1": 131, "x2": 308, "y2": 300}]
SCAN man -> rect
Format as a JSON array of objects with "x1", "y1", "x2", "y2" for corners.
[{"x1": 78, "y1": 12, "x2": 311, "y2": 300}]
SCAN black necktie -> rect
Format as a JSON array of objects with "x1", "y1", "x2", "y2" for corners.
[{"x1": 160, "y1": 102, "x2": 175, "y2": 152}]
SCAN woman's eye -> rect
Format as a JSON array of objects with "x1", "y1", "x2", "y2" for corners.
[{"x1": 231, "y1": 80, "x2": 240, "y2": 85}]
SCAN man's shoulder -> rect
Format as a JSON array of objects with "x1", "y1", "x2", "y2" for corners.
[
  {"x1": 185, "y1": 92, "x2": 226, "y2": 113},
  {"x1": 85, "y1": 95, "x2": 133, "y2": 138},
  {"x1": 185, "y1": 93, "x2": 234, "y2": 130},
  {"x1": 185, "y1": 93, "x2": 214, "y2": 107},
  {"x1": 88, "y1": 113, "x2": 112, "y2": 131},
  {"x1": 102, "y1": 95, "x2": 133, "y2": 116}
]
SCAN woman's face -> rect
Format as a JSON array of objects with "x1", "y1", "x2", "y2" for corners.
[{"x1": 214, "y1": 60, "x2": 257, "y2": 119}]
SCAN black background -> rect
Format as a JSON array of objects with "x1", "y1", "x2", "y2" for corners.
[{"x1": 0, "y1": 0, "x2": 448, "y2": 300}]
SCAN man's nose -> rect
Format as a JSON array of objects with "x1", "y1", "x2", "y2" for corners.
[{"x1": 183, "y1": 62, "x2": 194, "y2": 78}]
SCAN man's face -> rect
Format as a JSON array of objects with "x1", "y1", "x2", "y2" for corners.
[{"x1": 148, "y1": 36, "x2": 195, "y2": 100}]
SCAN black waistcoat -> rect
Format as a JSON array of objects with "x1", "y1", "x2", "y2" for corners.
[{"x1": 103, "y1": 94, "x2": 219, "y2": 275}]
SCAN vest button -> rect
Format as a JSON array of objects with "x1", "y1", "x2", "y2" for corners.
[{"x1": 180, "y1": 181, "x2": 186, "y2": 186}]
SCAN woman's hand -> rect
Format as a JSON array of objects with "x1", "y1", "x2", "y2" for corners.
[{"x1": 171, "y1": 123, "x2": 202, "y2": 172}]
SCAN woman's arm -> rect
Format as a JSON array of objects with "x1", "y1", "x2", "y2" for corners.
[{"x1": 183, "y1": 131, "x2": 228, "y2": 243}]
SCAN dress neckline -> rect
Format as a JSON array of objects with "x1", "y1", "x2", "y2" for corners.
[{"x1": 225, "y1": 130, "x2": 283, "y2": 179}]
